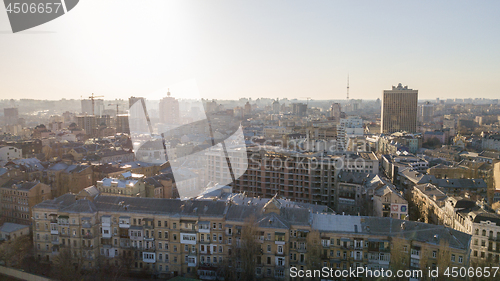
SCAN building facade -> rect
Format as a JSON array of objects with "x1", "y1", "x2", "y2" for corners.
[
  {"x1": 381, "y1": 83, "x2": 418, "y2": 134},
  {"x1": 32, "y1": 194, "x2": 471, "y2": 280}
]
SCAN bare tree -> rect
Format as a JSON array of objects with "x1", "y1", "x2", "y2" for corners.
[
  {"x1": 390, "y1": 235, "x2": 408, "y2": 274},
  {"x1": 238, "y1": 215, "x2": 261, "y2": 281},
  {"x1": 216, "y1": 255, "x2": 237, "y2": 281},
  {"x1": 109, "y1": 251, "x2": 135, "y2": 281},
  {"x1": 435, "y1": 239, "x2": 451, "y2": 281},
  {"x1": 305, "y1": 230, "x2": 322, "y2": 281},
  {"x1": 0, "y1": 234, "x2": 32, "y2": 267},
  {"x1": 51, "y1": 248, "x2": 83, "y2": 281}
]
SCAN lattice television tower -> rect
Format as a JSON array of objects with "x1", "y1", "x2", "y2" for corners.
[{"x1": 346, "y1": 74, "x2": 349, "y2": 100}]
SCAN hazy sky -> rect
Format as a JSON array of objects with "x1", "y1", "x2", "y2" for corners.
[{"x1": 1, "y1": 0, "x2": 499, "y2": 101}]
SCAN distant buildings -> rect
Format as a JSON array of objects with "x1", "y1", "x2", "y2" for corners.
[
  {"x1": 0, "y1": 222, "x2": 29, "y2": 241},
  {"x1": 291, "y1": 103, "x2": 307, "y2": 116},
  {"x1": 233, "y1": 146, "x2": 378, "y2": 207},
  {"x1": 3, "y1": 108, "x2": 19, "y2": 126},
  {"x1": 329, "y1": 103, "x2": 342, "y2": 122},
  {"x1": 81, "y1": 99, "x2": 104, "y2": 116},
  {"x1": 116, "y1": 114, "x2": 130, "y2": 134},
  {"x1": 483, "y1": 134, "x2": 500, "y2": 152},
  {"x1": 159, "y1": 90, "x2": 180, "y2": 125},
  {"x1": 381, "y1": 83, "x2": 418, "y2": 134},
  {"x1": 419, "y1": 101, "x2": 434, "y2": 123},
  {"x1": 76, "y1": 115, "x2": 97, "y2": 137},
  {"x1": 337, "y1": 116, "x2": 364, "y2": 151},
  {"x1": 0, "y1": 145, "x2": 22, "y2": 161},
  {"x1": 96, "y1": 172, "x2": 147, "y2": 197},
  {"x1": 0, "y1": 179, "x2": 52, "y2": 225},
  {"x1": 244, "y1": 101, "x2": 251, "y2": 116},
  {"x1": 272, "y1": 99, "x2": 280, "y2": 114}
]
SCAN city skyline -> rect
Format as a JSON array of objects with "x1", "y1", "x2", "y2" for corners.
[{"x1": 1, "y1": 0, "x2": 500, "y2": 101}]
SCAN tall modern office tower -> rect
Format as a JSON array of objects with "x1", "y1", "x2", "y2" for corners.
[
  {"x1": 381, "y1": 83, "x2": 418, "y2": 134},
  {"x1": 272, "y1": 98, "x2": 280, "y2": 114},
  {"x1": 419, "y1": 101, "x2": 434, "y2": 123},
  {"x1": 159, "y1": 90, "x2": 180, "y2": 124},
  {"x1": 81, "y1": 99, "x2": 104, "y2": 116},
  {"x1": 330, "y1": 103, "x2": 342, "y2": 121},
  {"x1": 3, "y1": 108, "x2": 19, "y2": 125}
]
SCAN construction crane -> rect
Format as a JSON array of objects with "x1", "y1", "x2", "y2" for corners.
[
  {"x1": 88, "y1": 93, "x2": 104, "y2": 116},
  {"x1": 300, "y1": 97, "x2": 311, "y2": 106},
  {"x1": 108, "y1": 102, "x2": 120, "y2": 116}
]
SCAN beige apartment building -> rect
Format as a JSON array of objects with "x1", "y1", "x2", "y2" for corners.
[
  {"x1": 33, "y1": 194, "x2": 470, "y2": 280},
  {"x1": 0, "y1": 179, "x2": 52, "y2": 225},
  {"x1": 381, "y1": 83, "x2": 418, "y2": 134},
  {"x1": 220, "y1": 146, "x2": 379, "y2": 208}
]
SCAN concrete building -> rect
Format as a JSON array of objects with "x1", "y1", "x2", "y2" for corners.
[
  {"x1": 159, "y1": 90, "x2": 180, "y2": 125},
  {"x1": 483, "y1": 134, "x2": 500, "y2": 152},
  {"x1": 96, "y1": 173, "x2": 147, "y2": 197},
  {"x1": 0, "y1": 145, "x2": 22, "y2": 161},
  {"x1": 0, "y1": 222, "x2": 29, "y2": 241},
  {"x1": 76, "y1": 115, "x2": 97, "y2": 137},
  {"x1": 32, "y1": 194, "x2": 470, "y2": 280},
  {"x1": 337, "y1": 116, "x2": 364, "y2": 151},
  {"x1": 81, "y1": 99, "x2": 104, "y2": 116},
  {"x1": 116, "y1": 114, "x2": 130, "y2": 134},
  {"x1": 3, "y1": 108, "x2": 19, "y2": 126},
  {"x1": 272, "y1": 99, "x2": 280, "y2": 114},
  {"x1": 419, "y1": 101, "x2": 434, "y2": 123},
  {"x1": 330, "y1": 103, "x2": 342, "y2": 122},
  {"x1": 381, "y1": 83, "x2": 418, "y2": 134},
  {"x1": 291, "y1": 103, "x2": 307, "y2": 116},
  {"x1": 0, "y1": 179, "x2": 52, "y2": 225},
  {"x1": 232, "y1": 146, "x2": 378, "y2": 208}
]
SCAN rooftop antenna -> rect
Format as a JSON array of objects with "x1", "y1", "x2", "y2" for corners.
[{"x1": 346, "y1": 74, "x2": 349, "y2": 100}]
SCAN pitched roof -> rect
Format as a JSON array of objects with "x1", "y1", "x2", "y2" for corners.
[{"x1": 0, "y1": 222, "x2": 29, "y2": 233}]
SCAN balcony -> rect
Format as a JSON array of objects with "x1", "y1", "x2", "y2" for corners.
[
  {"x1": 275, "y1": 251, "x2": 285, "y2": 256},
  {"x1": 82, "y1": 222, "x2": 92, "y2": 228}
]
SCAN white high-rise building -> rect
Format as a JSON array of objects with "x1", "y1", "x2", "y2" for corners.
[{"x1": 337, "y1": 116, "x2": 364, "y2": 151}]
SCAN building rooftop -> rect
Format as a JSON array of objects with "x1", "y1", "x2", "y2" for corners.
[{"x1": 0, "y1": 222, "x2": 29, "y2": 234}]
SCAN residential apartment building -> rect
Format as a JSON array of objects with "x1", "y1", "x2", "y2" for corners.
[
  {"x1": 231, "y1": 147, "x2": 378, "y2": 208},
  {"x1": 32, "y1": 194, "x2": 471, "y2": 280},
  {"x1": 96, "y1": 173, "x2": 146, "y2": 197},
  {"x1": 483, "y1": 134, "x2": 500, "y2": 152},
  {"x1": 0, "y1": 145, "x2": 22, "y2": 161},
  {"x1": 0, "y1": 179, "x2": 52, "y2": 225}
]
